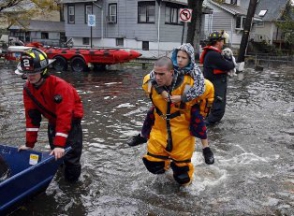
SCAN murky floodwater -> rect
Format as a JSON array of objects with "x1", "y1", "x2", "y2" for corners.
[{"x1": 0, "y1": 61, "x2": 293, "y2": 216}]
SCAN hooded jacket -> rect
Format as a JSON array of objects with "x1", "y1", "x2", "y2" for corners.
[
  {"x1": 150, "y1": 43, "x2": 205, "y2": 102},
  {"x1": 170, "y1": 43, "x2": 205, "y2": 102}
]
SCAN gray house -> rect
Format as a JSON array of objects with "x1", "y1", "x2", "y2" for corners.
[
  {"x1": 203, "y1": 0, "x2": 252, "y2": 47},
  {"x1": 203, "y1": 0, "x2": 291, "y2": 47},
  {"x1": 251, "y1": 0, "x2": 290, "y2": 45},
  {"x1": 60, "y1": 0, "x2": 209, "y2": 58}
]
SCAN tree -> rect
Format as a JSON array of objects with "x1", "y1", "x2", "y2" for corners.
[
  {"x1": 275, "y1": 2, "x2": 294, "y2": 51},
  {"x1": 186, "y1": 0, "x2": 204, "y2": 57},
  {"x1": 0, "y1": 0, "x2": 60, "y2": 29}
]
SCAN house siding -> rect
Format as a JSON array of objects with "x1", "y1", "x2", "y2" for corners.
[
  {"x1": 203, "y1": 0, "x2": 250, "y2": 47},
  {"x1": 63, "y1": 0, "x2": 187, "y2": 57},
  {"x1": 64, "y1": 3, "x2": 102, "y2": 38}
]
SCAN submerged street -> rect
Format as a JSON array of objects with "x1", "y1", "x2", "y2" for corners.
[{"x1": 0, "y1": 61, "x2": 293, "y2": 215}]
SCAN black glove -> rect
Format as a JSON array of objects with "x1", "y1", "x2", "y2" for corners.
[
  {"x1": 127, "y1": 134, "x2": 147, "y2": 147},
  {"x1": 203, "y1": 147, "x2": 214, "y2": 165}
]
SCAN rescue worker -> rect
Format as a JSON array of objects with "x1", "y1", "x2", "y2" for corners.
[
  {"x1": 139, "y1": 56, "x2": 211, "y2": 185},
  {"x1": 15, "y1": 48, "x2": 84, "y2": 183},
  {"x1": 128, "y1": 43, "x2": 215, "y2": 165},
  {"x1": 200, "y1": 31, "x2": 235, "y2": 126}
]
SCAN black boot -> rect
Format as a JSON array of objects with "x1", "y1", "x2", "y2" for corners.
[
  {"x1": 203, "y1": 147, "x2": 214, "y2": 165},
  {"x1": 127, "y1": 134, "x2": 147, "y2": 146}
]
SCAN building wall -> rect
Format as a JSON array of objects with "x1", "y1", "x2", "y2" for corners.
[
  {"x1": 203, "y1": 1, "x2": 248, "y2": 47},
  {"x1": 63, "y1": 0, "x2": 187, "y2": 56},
  {"x1": 64, "y1": 3, "x2": 102, "y2": 38},
  {"x1": 251, "y1": 22, "x2": 276, "y2": 44}
]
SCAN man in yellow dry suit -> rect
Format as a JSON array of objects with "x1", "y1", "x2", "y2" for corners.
[{"x1": 141, "y1": 57, "x2": 214, "y2": 185}]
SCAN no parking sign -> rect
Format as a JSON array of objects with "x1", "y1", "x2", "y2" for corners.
[{"x1": 179, "y1": 8, "x2": 192, "y2": 22}]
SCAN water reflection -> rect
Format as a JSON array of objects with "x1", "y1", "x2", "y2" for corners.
[{"x1": 0, "y1": 62, "x2": 293, "y2": 215}]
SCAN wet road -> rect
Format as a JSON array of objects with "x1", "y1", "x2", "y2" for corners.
[{"x1": 0, "y1": 61, "x2": 293, "y2": 216}]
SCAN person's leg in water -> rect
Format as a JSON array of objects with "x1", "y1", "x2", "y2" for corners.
[
  {"x1": 127, "y1": 107, "x2": 155, "y2": 146},
  {"x1": 205, "y1": 77, "x2": 227, "y2": 126},
  {"x1": 48, "y1": 120, "x2": 83, "y2": 182},
  {"x1": 190, "y1": 104, "x2": 214, "y2": 165}
]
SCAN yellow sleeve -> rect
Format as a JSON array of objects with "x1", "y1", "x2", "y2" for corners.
[
  {"x1": 142, "y1": 74, "x2": 151, "y2": 95},
  {"x1": 205, "y1": 79, "x2": 215, "y2": 104},
  {"x1": 196, "y1": 79, "x2": 215, "y2": 117}
]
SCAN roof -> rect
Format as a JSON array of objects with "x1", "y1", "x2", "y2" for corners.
[
  {"x1": 9, "y1": 20, "x2": 65, "y2": 32},
  {"x1": 255, "y1": 0, "x2": 289, "y2": 21},
  {"x1": 208, "y1": 0, "x2": 248, "y2": 15}
]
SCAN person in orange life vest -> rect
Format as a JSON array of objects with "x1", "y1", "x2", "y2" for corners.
[
  {"x1": 200, "y1": 31, "x2": 235, "y2": 126},
  {"x1": 128, "y1": 43, "x2": 215, "y2": 165},
  {"x1": 15, "y1": 48, "x2": 84, "y2": 182},
  {"x1": 140, "y1": 56, "x2": 204, "y2": 185}
]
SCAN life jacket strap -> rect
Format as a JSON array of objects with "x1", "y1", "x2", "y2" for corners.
[{"x1": 155, "y1": 107, "x2": 181, "y2": 120}]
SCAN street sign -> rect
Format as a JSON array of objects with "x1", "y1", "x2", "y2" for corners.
[
  {"x1": 179, "y1": 8, "x2": 192, "y2": 22},
  {"x1": 88, "y1": 14, "x2": 96, "y2": 27}
]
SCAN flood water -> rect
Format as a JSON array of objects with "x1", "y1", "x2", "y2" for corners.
[{"x1": 0, "y1": 61, "x2": 293, "y2": 216}]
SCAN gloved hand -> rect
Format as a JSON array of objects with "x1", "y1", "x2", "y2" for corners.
[
  {"x1": 50, "y1": 147, "x2": 65, "y2": 160},
  {"x1": 18, "y1": 145, "x2": 32, "y2": 151},
  {"x1": 203, "y1": 147, "x2": 214, "y2": 165}
]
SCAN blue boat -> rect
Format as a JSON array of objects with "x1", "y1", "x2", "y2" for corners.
[{"x1": 0, "y1": 144, "x2": 67, "y2": 215}]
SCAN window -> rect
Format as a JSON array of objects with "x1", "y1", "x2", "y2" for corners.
[
  {"x1": 108, "y1": 4, "x2": 117, "y2": 23},
  {"x1": 68, "y1": 5, "x2": 75, "y2": 24},
  {"x1": 41, "y1": 32, "x2": 48, "y2": 39},
  {"x1": 138, "y1": 2, "x2": 155, "y2": 23},
  {"x1": 85, "y1": 4, "x2": 93, "y2": 24},
  {"x1": 255, "y1": 20, "x2": 264, "y2": 27},
  {"x1": 83, "y1": 37, "x2": 89, "y2": 45},
  {"x1": 236, "y1": 16, "x2": 246, "y2": 29},
  {"x1": 116, "y1": 38, "x2": 124, "y2": 46},
  {"x1": 165, "y1": 5, "x2": 180, "y2": 24},
  {"x1": 142, "y1": 41, "x2": 149, "y2": 50},
  {"x1": 258, "y1": 10, "x2": 267, "y2": 17}
]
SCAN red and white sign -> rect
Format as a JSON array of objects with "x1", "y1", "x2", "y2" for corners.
[{"x1": 179, "y1": 8, "x2": 192, "y2": 22}]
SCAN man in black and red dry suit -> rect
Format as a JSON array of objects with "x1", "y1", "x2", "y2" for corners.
[
  {"x1": 15, "y1": 48, "x2": 84, "y2": 182},
  {"x1": 200, "y1": 31, "x2": 235, "y2": 126}
]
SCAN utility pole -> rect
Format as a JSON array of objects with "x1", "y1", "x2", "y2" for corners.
[
  {"x1": 237, "y1": 0, "x2": 258, "y2": 63},
  {"x1": 186, "y1": 0, "x2": 204, "y2": 59}
]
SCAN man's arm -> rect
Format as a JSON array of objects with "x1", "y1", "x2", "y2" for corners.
[{"x1": 206, "y1": 51, "x2": 235, "y2": 71}]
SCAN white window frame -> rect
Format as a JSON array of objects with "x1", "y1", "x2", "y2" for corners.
[
  {"x1": 138, "y1": 2, "x2": 155, "y2": 23},
  {"x1": 235, "y1": 16, "x2": 246, "y2": 30},
  {"x1": 85, "y1": 4, "x2": 93, "y2": 24},
  {"x1": 108, "y1": 4, "x2": 117, "y2": 23},
  {"x1": 68, "y1": 5, "x2": 75, "y2": 24},
  {"x1": 165, "y1": 6, "x2": 179, "y2": 24}
]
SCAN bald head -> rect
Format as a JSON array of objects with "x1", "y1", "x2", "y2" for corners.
[
  {"x1": 154, "y1": 56, "x2": 174, "y2": 71},
  {"x1": 153, "y1": 56, "x2": 174, "y2": 87}
]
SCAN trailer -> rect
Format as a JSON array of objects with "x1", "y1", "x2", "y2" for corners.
[{"x1": 5, "y1": 42, "x2": 142, "y2": 72}]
